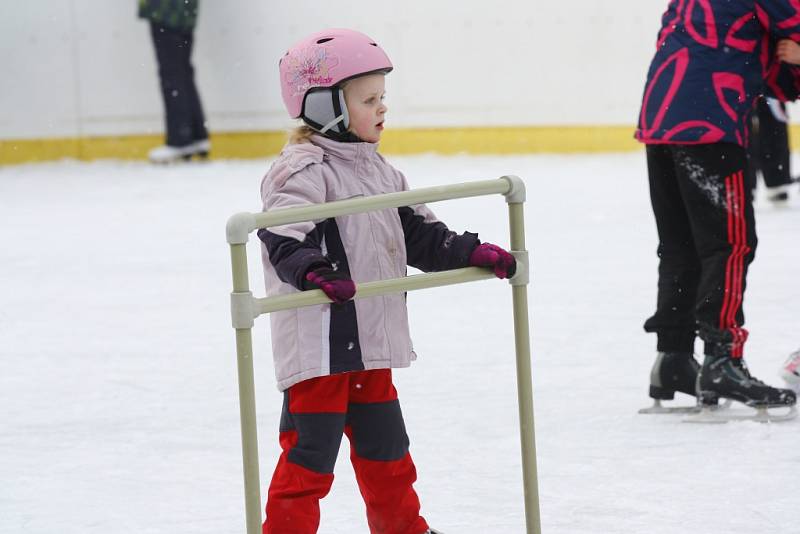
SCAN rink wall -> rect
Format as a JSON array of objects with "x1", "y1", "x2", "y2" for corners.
[{"x1": 2, "y1": 1, "x2": 798, "y2": 164}]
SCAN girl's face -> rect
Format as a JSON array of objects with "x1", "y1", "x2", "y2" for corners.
[{"x1": 344, "y1": 73, "x2": 387, "y2": 143}]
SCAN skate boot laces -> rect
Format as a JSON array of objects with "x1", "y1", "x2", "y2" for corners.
[{"x1": 732, "y1": 358, "x2": 767, "y2": 387}]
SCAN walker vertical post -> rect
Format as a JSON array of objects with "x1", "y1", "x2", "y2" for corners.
[
  {"x1": 503, "y1": 176, "x2": 541, "y2": 534},
  {"x1": 229, "y1": 240, "x2": 263, "y2": 534}
]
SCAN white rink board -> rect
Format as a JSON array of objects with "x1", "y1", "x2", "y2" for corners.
[{"x1": 0, "y1": 1, "x2": 666, "y2": 139}]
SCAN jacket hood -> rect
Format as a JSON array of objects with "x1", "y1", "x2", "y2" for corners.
[{"x1": 261, "y1": 141, "x2": 324, "y2": 195}]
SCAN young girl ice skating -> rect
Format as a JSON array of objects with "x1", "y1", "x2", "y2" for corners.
[{"x1": 257, "y1": 28, "x2": 516, "y2": 533}]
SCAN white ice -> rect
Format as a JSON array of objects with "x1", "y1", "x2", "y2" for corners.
[{"x1": 1, "y1": 152, "x2": 798, "y2": 534}]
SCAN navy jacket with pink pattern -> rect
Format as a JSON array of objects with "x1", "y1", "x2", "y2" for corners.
[
  {"x1": 258, "y1": 134, "x2": 479, "y2": 391},
  {"x1": 636, "y1": 0, "x2": 800, "y2": 147}
]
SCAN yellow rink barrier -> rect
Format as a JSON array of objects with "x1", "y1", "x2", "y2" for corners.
[
  {"x1": 1, "y1": 125, "x2": 646, "y2": 164},
  {"x1": 9, "y1": 125, "x2": 800, "y2": 165}
]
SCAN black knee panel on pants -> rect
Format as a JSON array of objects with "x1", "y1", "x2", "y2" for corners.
[
  {"x1": 280, "y1": 398, "x2": 346, "y2": 474},
  {"x1": 346, "y1": 400, "x2": 409, "y2": 461}
]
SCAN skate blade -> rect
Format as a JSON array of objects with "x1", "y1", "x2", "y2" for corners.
[
  {"x1": 639, "y1": 404, "x2": 700, "y2": 414},
  {"x1": 683, "y1": 404, "x2": 797, "y2": 424},
  {"x1": 638, "y1": 399, "x2": 731, "y2": 415}
]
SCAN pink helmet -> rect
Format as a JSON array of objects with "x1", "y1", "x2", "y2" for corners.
[{"x1": 279, "y1": 28, "x2": 392, "y2": 136}]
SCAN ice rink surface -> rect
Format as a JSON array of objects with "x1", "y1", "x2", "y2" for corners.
[{"x1": 2, "y1": 152, "x2": 799, "y2": 533}]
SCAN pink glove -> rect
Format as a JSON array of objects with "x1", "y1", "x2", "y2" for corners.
[
  {"x1": 304, "y1": 267, "x2": 356, "y2": 304},
  {"x1": 469, "y1": 243, "x2": 517, "y2": 279}
]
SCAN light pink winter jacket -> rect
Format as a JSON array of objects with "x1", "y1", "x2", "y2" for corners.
[{"x1": 259, "y1": 134, "x2": 478, "y2": 391}]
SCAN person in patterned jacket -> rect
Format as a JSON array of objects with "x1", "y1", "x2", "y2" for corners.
[{"x1": 636, "y1": 1, "x2": 798, "y2": 412}]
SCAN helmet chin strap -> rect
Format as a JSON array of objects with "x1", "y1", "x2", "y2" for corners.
[{"x1": 319, "y1": 115, "x2": 345, "y2": 134}]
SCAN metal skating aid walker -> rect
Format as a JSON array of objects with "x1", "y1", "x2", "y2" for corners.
[{"x1": 226, "y1": 176, "x2": 542, "y2": 533}]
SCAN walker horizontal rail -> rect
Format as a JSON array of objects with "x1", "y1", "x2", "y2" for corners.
[
  {"x1": 257, "y1": 178, "x2": 510, "y2": 227},
  {"x1": 254, "y1": 267, "x2": 496, "y2": 314},
  {"x1": 227, "y1": 178, "x2": 517, "y2": 244}
]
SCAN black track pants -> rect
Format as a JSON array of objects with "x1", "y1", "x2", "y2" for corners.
[
  {"x1": 644, "y1": 143, "x2": 757, "y2": 358},
  {"x1": 149, "y1": 22, "x2": 207, "y2": 147}
]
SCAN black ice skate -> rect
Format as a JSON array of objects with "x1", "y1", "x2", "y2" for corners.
[
  {"x1": 687, "y1": 355, "x2": 798, "y2": 423},
  {"x1": 639, "y1": 351, "x2": 720, "y2": 414}
]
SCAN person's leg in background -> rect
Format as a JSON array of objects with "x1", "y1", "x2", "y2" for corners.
[
  {"x1": 754, "y1": 97, "x2": 793, "y2": 203},
  {"x1": 148, "y1": 22, "x2": 209, "y2": 162},
  {"x1": 182, "y1": 31, "x2": 208, "y2": 145},
  {"x1": 642, "y1": 144, "x2": 703, "y2": 404},
  {"x1": 672, "y1": 143, "x2": 794, "y2": 407},
  {"x1": 673, "y1": 143, "x2": 754, "y2": 359}
]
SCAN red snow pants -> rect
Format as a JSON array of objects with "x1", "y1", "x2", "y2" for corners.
[{"x1": 263, "y1": 369, "x2": 429, "y2": 534}]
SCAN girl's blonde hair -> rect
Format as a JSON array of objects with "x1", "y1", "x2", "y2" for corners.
[{"x1": 287, "y1": 124, "x2": 316, "y2": 144}]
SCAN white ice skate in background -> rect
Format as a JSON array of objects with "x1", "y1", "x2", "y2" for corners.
[{"x1": 780, "y1": 348, "x2": 800, "y2": 393}]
